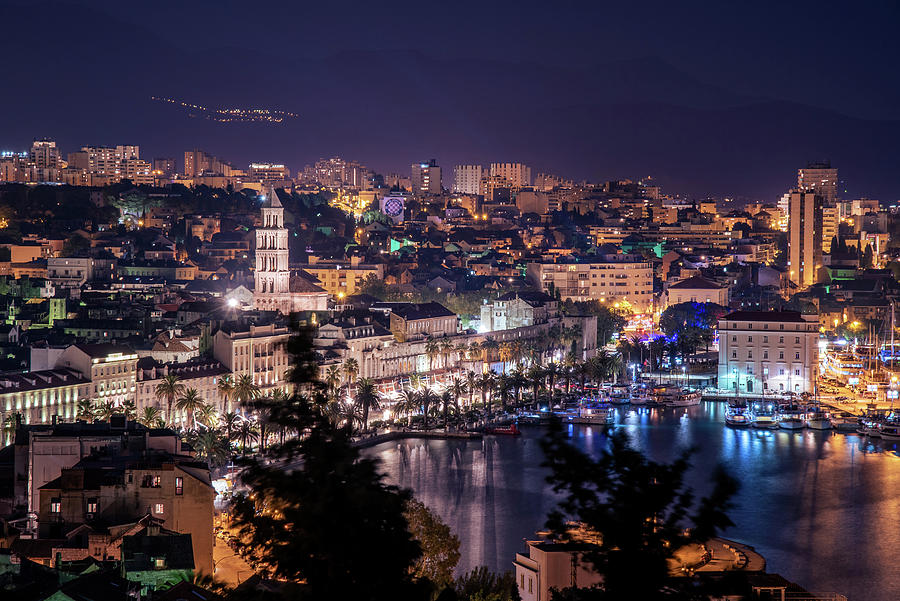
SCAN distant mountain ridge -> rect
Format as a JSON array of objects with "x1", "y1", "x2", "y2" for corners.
[{"x1": 0, "y1": 2, "x2": 897, "y2": 201}]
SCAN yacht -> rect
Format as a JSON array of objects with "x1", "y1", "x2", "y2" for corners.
[
  {"x1": 724, "y1": 405, "x2": 751, "y2": 428},
  {"x1": 805, "y1": 407, "x2": 833, "y2": 430},
  {"x1": 751, "y1": 413, "x2": 779, "y2": 429},
  {"x1": 777, "y1": 404, "x2": 806, "y2": 431},
  {"x1": 856, "y1": 418, "x2": 882, "y2": 438},
  {"x1": 566, "y1": 403, "x2": 614, "y2": 426},
  {"x1": 654, "y1": 386, "x2": 702, "y2": 407}
]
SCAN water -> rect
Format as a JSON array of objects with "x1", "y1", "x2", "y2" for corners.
[{"x1": 367, "y1": 402, "x2": 900, "y2": 601}]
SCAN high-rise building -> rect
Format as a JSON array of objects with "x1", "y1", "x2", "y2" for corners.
[
  {"x1": 453, "y1": 165, "x2": 483, "y2": 195},
  {"x1": 490, "y1": 162, "x2": 531, "y2": 189},
  {"x1": 184, "y1": 149, "x2": 233, "y2": 177},
  {"x1": 64, "y1": 145, "x2": 151, "y2": 185},
  {"x1": 798, "y1": 161, "x2": 838, "y2": 203},
  {"x1": 249, "y1": 163, "x2": 290, "y2": 183},
  {"x1": 29, "y1": 139, "x2": 60, "y2": 170},
  {"x1": 788, "y1": 190, "x2": 823, "y2": 289},
  {"x1": 153, "y1": 157, "x2": 177, "y2": 178},
  {"x1": 411, "y1": 159, "x2": 441, "y2": 196}
]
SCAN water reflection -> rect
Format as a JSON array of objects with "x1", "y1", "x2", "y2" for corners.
[{"x1": 367, "y1": 402, "x2": 900, "y2": 601}]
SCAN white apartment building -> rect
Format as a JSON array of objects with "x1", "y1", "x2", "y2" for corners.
[
  {"x1": 490, "y1": 162, "x2": 531, "y2": 189},
  {"x1": 47, "y1": 257, "x2": 116, "y2": 289},
  {"x1": 526, "y1": 256, "x2": 654, "y2": 312},
  {"x1": 212, "y1": 322, "x2": 291, "y2": 392},
  {"x1": 452, "y1": 164, "x2": 483, "y2": 195},
  {"x1": 55, "y1": 344, "x2": 139, "y2": 407},
  {"x1": 717, "y1": 311, "x2": 819, "y2": 395}
]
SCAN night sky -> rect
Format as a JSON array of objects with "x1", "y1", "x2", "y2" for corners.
[{"x1": 2, "y1": 0, "x2": 899, "y2": 201}]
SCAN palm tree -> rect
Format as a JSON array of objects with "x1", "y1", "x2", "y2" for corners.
[
  {"x1": 396, "y1": 389, "x2": 419, "y2": 427},
  {"x1": 217, "y1": 376, "x2": 234, "y2": 413},
  {"x1": 425, "y1": 339, "x2": 439, "y2": 372},
  {"x1": 155, "y1": 375, "x2": 185, "y2": 425},
  {"x1": 466, "y1": 371, "x2": 477, "y2": 408},
  {"x1": 478, "y1": 371, "x2": 494, "y2": 419},
  {"x1": 511, "y1": 366, "x2": 527, "y2": 406},
  {"x1": 481, "y1": 338, "x2": 499, "y2": 365},
  {"x1": 221, "y1": 411, "x2": 241, "y2": 447},
  {"x1": 545, "y1": 361, "x2": 561, "y2": 400},
  {"x1": 176, "y1": 388, "x2": 205, "y2": 430},
  {"x1": 450, "y1": 377, "x2": 467, "y2": 429},
  {"x1": 233, "y1": 374, "x2": 260, "y2": 411},
  {"x1": 95, "y1": 401, "x2": 116, "y2": 422},
  {"x1": 324, "y1": 364, "x2": 342, "y2": 401},
  {"x1": 2, "y1": 413, "x2": 20, "y2": 443},
  {"x1": 439, "y1": 338, "x2": 454, "y2": 369},
  {"x1": 237, "y1": 419, "x2": 258, "y2": 453},
  {"x1": 76, "y1": 398, "x2": 96, "y2": 422},
  {"x1": 467, "y1": 342, "x2": 481, "y2": 362},
  {"x1": 440, "y1": 390, "x2": 453, "y2": 431},
  {"x1": 496, "y1": 373, "x2": 512, "y2": 411},
  {"x1": 418, "y1": 387, "x2": 438, "y2": 430},
  {"x1": 193, "y1": 430, "x2": 229, "y2": 467},
  {"x1": 528, "y1": 365, "x2": 545, "y2": 410},
  {"x1": 137, "y1": 406, "x2": 161, "y2": 428},
  {"x1": 196, "y1": 404, "x2": 219, "y2": 429},
  {"x1": 408, "y1": 373, "x2": 423, "y2": 391},
  {"x1": 354, "y1": 378, "x2": 381, "y2": 432},
  {"x1": 342, "y1": 358, "x2": 359, "y2": 390},
  {"x1": 454, "y1": 341, "x2": 470, "y2": 365},
  {"x1": 121, "y1": 400, "x2": 137, "y2": 421}
]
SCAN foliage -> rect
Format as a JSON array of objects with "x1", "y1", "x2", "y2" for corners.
[
  {"x1": 659, "y1": 302, "x2": 729, "y2": 360},
  {"x1": 455, "y1": 567, "x2": 521, "y2": 601},
  {"x1": 358, "y1": 274, "x2": 496, "y2": 326},
  {"x1": 540, "y1": 423, "x2": 738, "y2": 600},
  {"x1": 560, "y1": 300, "x2": 628, "y2": 346},
  {"x1": 404, "y1": 498, "x2": 461, "y2": 587},
  {"x1": 230, "y1": 326, "x2": 428, "y2": 600}
]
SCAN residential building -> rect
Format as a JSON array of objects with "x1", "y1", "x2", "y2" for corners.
[
  {"x1": 212, "y1": 321, "x2": 291, "y2": 392},
  {"x1": 136, "y1": 358, "x2": 229, "y2": 421},
  {"x1": 526, "y1": 256, "x2": 654, "y2": 312},
  {"x1": 384, "y1": 302, "x2": 458, "y2": 342},
  {"x1": 717, "y1": 310, "x2": 819, "y2": 395},
  {"x1": 664, "y1": 275, "x2": 729, "y2": 308},
  {"x1": 452, "y1": 165, "x2": 483, "y2": 195},
  {"x1": 47, "y1": 257, "x2": 116, "y2": 290},
  {"x1": 797, "y1": 161, "x2": 838, "y2": 204},
  {"x1": 0, "y1": 369, "x2": 90, "y2": 441},
  {"x1": 480, "y1": 290, "x2": 559, "y2": 331},
  {"x1": 788, "y1": 191, "x2": 823, "y2": 289},
  {"x1": 514, "y1": 540, "x2": 599, "y2": 601},
  {"x1": 411, "y1": 160, "x2": 441, "y2": 196},
  {"x1": 55, "y1": 344, "x2": 139, "y2": 407},
  {"x1": 303, "y1": 256, "x2": 383, "y2": 300},
  {"x1": 248, "y1": 163, "x2": 290, "y2": 183},
  {"x1": 490, "y1": 162, "x2": 531, "y2": 189}
]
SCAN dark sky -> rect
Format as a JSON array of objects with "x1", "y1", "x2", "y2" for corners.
[{"x1": 1, "y1": 0, "x2": 899, "y2": 201}]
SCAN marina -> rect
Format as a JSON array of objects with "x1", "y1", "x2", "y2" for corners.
[{"x1": 369, "y1": 401, "x2": 900, "y2": 601}]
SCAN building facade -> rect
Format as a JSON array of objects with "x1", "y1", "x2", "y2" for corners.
[
  {"x1": 452, "y1": 165, "x2": 483, "y2": 195},
  {"x1": 526, "y1": 256, "x2": 654, "y2": 312},
  {"x1": 717, "y1": 311, "x2": 819, "y2": 395},
  {"x1": 788, "y1": 191, "x2": 823, "y2": 289}
]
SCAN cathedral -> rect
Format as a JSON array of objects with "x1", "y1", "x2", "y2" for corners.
[{"x1": 252, "y1": 185, "x2": 329, "y2": 313}]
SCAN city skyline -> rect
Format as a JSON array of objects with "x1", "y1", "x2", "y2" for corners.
[{"x1": 2, "y1": 1, "x2": 900, "y2": 201}]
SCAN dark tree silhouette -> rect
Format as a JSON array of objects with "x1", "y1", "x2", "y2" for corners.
[{"x1": 540, "y1": 420, "x2": 738, "y2": 600}]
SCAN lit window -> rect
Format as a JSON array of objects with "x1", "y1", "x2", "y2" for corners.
[
  {"x1": 154, "y1": 503, "x2": 164, "y2": 515},
  {"x1": 50, "y1": 498, "x2": 61, "y2": 513},
  {"x1": 175, "y1": 476, "x2": 183, "y2": 496},
  {"x1": 87, "y1": 499, "x2": 98, "y2": 513}
]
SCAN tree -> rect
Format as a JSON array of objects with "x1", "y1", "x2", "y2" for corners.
[
  {"x1": 343, "y1": 357, "x2": 360, "y2": 390},
  {"x1": 237, "y1": 420, "x2": 258, "y2": 453},
  {"x1": 397, "y1": 389, "x2": 420, "y2": 427},
  {"x1": 233, "y1": 374, "x2": 260, "y2": 410},
  {"x1": 862, "y1": 243, "x2": 874, "y2": 269},
  {"x1": 540, "y1": 423, "x2": 738, "y2": 599},
  {"x1": 404, "y1": 498, "x2": 461, "y2": 588},
  {"x1": 217, "y1": 376, "x2": 234, "y2": 413},
  {"x1": 355, "y1": 378, "x2": 381, "y2": 432},
  {"x1": 176, "y1": 388, "x2": 205, "y2": 431},
  {"x1": 450, "y1": 377, "x2": 467, "y2": 429},
  {"x1": 193, "y1": 429, "x2": 229, "y2": 467},
  {"x1": 76, "y1": 398, "x2": 96, "y2": 422},
  {"x1": 137, "y1": 406, "x2": 161, "y2": 428},
  {"x1": 419, "y1": 387, "x2": 438, "y2": 430},
  {"x1": 155, "y1": 375, "x2": 185, "y2": 425},
  {"x1": 230, "y1": 326, "x2": 426, "y2": 599},
  {"x1": 425, "y1": 339, "x2": 440, "y2": 371},
  {"x1": 324, "y1": 364, "x2": 342, "y2": 401},
  {"x1": 659, "y1": 302, "x2": 729, "y2": 363},
  {"x1": 196, "y1": 404, "x2": 219, "y2": 429},
  {"x1": 455, "y1": 567, "x2": 520, "y2": 601}
]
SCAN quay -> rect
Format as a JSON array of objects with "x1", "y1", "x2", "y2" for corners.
[{"x1": 353, "y1": 429, "x2": 482, "y2": 449}]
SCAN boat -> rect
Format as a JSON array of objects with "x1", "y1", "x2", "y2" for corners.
[
  {"x1": 777, "y1": 404, "x2": 806, "y2": 431},
  {"x1": 832, "y1": 414, "x2": 860, "y2": 433},
  {"x1": 750, "y1": 406, "x2": 780, "y2": 429},
  {"x1": 668, "y1": 389, "x2": 702, "y2": 407},
  {"x1": 485, "y1": 424, "x2": 521, "y2": 436},
  {"x1": 805, "y1": 407, "x2": 833, "y2": 431},
  {"x1": 880, "y1": 423, "x2": 900, "y2": 442},
  {"x1": 857, "y1": 418, "x2": 882, "y2": 437},
  {"x1": 629, "y1": 392, "x2": 653, "y2": 406},
  {"x1": 724, "y1": 405, "x2": 751, "y2": 428},
  {"x1": 566, "y1": 403, "x2": 614, "y2": 426}
]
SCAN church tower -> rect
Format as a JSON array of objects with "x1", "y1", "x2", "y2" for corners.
[{"x1": 254, "y1": 185, "x2": 290, "y2": 308}]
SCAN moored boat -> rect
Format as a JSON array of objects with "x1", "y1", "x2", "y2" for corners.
[
  {"x1": 880, "y1": 423, "x2": 900, "y2": 441},
  {"x1": 751, "y1": 413, "x2": 779, "y2": 429},
  {"x1": 485, "y1": 424, "x2": 521, "y2": 436},
  {"x1": 806, "y1": 408, "x2": 833, "y2": 431},
  {"x1": 725, "y1": 405, "x2": 751, "y2": 427}
]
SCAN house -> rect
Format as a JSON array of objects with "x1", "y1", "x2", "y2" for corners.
[{"x1": 664, "y1": 275, "x2": 729, "y2": 308}]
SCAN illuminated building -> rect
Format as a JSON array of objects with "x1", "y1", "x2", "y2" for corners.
[
  {"x1": 490, "y1": 162, "x2": 531, "y2": 189},
  {"x1": 452, "y1": 164, "x2": 483, "y2": 195},
  {"x1": 411, "y1": 159, "x2": 441, "y2": 196},
  {"x1": 788, "y1": 190, "x2": 823, "y2": 289},
  {"x1": 798, "y1": 161, "x2": 838, "y2": 204},
  {"x1": 717, "y1": 310, "x2": 819, "y2": 395},
  {"x1": 213, "y1": 321, "x2": 291, "y2": 391},
  {"x1": 56, "y1": 344, "x2": 139, "y2": 407},
  {"x1": 303, "y1": 255, "x2": 384, "y2": 299},
  {"x1": 525, "y1": 256, "x2": 654, "y2": 311},
  {"x1": 248, "y1": 162, "x2": 290, "y2": 183}
]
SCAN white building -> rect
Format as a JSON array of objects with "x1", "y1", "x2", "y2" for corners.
[
  {"x1": 526, "y1": 256, "x2": 654, "y2": 312},
  {"x1": 452, "y1": 164, "x2": 483, "y2": 195},
  {"x1": 717, "y1": 311, "x2": 819, "y2": 395},
  {"x1": 213, "y1": 321, "x2": 291, "y2": 393},
  {"x1": 514, "y1": 540, "x2": 599, "y2": 601},
  {"x1": 664, "y1": 275, "x2": 729, "y2": 308}
]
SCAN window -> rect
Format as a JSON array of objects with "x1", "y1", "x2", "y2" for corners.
[
  {"x1": 748, "y1": 351, "x2": 753, "y2": 359},
  {"x1": 795, "y1": 369, "x2": 801, "y2": 376},
  {"x1": 780, "y1": 324, "x2": 784, "y2": 330},
  {"x1": 153, "y1": 475, "x2": 161, "y2": 488},
  {"x1": 529, "y1": 578, "x2": 533, "y2": 594},
  {"x1": 731, "y1": 351, "x2": 737, "y2": 358},
  {"x1": 154, "y1": 503, "x2": 164, "y2": 515},
  {"x1": 748, "y1": 336, "x2": 753, "y2": 342},
  {"x1": 732, "y1": 336, "x2": 736, "y2": 342},
  {"x1": 779, "y1": 351, "x2": 784, "y2": 359},
  {"x1": 763, "y1": 351, "x2": 768, "y2": 359},
  {"x1": 763, "y1": 367, "x2": 769, "y2": 375},
  {"x1": 521, "y1": 575, "x2": 525, "y2": 589},
  {"x1": 50, "y1": 498, "x2": 61, "y2": 513},
  {"x1": 795, "y1": 337, "x2": 800, "y2": 344},
  {"x1": 779, "y1": 336, "x2": 784, "y2": 343},
  {"x1": 86, "y1": 498, "x2": 98, "y2": 513},
  {"x1": 154, "y1": 557, "x2": 166, "y2": 569},
  {"x1": 175, "y1": 476, "x2": 183, "y2": 496},
  {"x1": 795, "y1": 352, "x2": 800, "y2": 360},
  {"x1": 779, "y1": 368, "x2": 785, "y2": 376},
  {"x1": 763, "y1": 336, "x2": 768, "y2": 343}
]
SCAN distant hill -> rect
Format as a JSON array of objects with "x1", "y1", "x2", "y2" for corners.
[{"x1": 1, "y1": 2, "x2": 897, "y2": 201}]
